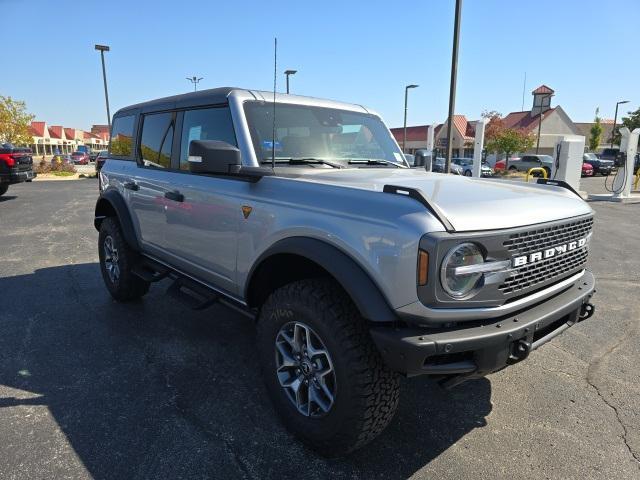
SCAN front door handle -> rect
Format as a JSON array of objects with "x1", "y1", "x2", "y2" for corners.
[
  {"x1": 123, "y1": 181, "x2": 139, "y2": 191},
  {"x1": 164, "y1": 190, "x2": 184, "y2": 202}
]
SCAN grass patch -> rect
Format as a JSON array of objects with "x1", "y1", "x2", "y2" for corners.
[{"x1": 52, "y1": 171, "x2": 76, "y2": 177}]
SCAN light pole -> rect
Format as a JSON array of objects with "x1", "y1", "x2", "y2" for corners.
[
  {"x1": 186, "y1": 76, "x2": 203, "y2": 92},
  {"x1": 445, "y1": 0, "x2": 462, "y2": 173},
  {"x1": 284, "y1": 69, "x2": 297, "y2": 94},
  {"x1": 403, "y1": 84, "x2": 419, "y2": 153},
  {"x1": 94, "y1": 44, "x2": 111, "y2": 130},
  {"x1": 611, "y1": 100, "x2": 630, "y2": 148}
]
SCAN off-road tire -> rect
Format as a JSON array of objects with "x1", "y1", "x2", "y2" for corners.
[
  {"x1": 256, "y1": 278, "x2": 400, "y2": 457},
  {"x1": 0, "y1": 184, "x2": 8, "y2": 196},
  {"x1": 98, "y1": 217, "x2": 149, "y2": 301}
]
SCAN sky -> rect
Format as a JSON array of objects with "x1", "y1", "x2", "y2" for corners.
[{"x1": 1, "y1": 0, "x2": 638, "y2": 131}]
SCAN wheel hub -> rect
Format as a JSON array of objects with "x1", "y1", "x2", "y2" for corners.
[{"x1": 275, "y1": 321, "x2": 337, "y2": 417}]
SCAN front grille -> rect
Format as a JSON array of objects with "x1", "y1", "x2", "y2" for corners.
[
  {"x1": 499, "y1": 216, "x2": 593, "y2": 295},
  {"x1": 499, "y1": 248, "x2": 588, "y2": 294},
  {"x1": 503, "y1": 217, "x2": 593, "y2": 256}
]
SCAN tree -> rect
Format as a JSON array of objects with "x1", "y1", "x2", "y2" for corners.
[
  {"x1": 0, "y1": 95, "x2": 34, "y2": 146},
  {"x1": 483, "y1": 110, "x2": 534, "y2": 169},
  {"x1": 589, "y1": 108, "x2": 602, "y2": 152}
]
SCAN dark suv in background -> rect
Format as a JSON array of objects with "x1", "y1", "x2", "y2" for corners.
[
  {"x1": 583, "y1": 153, "x2": 613, "y2": 176},
  {"x1": 0, "y1": 143, "x2": 35, "y2": 196}
]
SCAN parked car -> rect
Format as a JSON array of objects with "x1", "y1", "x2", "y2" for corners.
[
  {"x1": 95, "y1": 87, "x2": 596, "y2": 456},
  {"x1": 451, "y1": 157, "x2": 493, "y2": 177},
  {"x1": 582, "y1": 153, "x2": 613, "y2": 176},
  {"x1": 71, "y1": 151, "x2": 90, "y2": 165},
  {"x1": 51, "y1": 154, "x2": 73, "y2": 166},
  {"x1": 90, "y1": 149, "x2": 107, "y2": 162},
  {"x1": 493, "y1": 156, "x2": 521, "y2": 171},
  {"x1": 503, "y1": 154, "x2": 554, "y2": 176},
  {"x1": 0, "y1": 143, "x2": 35, "y2": 196},
  {"x1": 581, "y1": 162, "x2": 594, "y2": 177},
  {"x1": 599, "y1": 148, "x2": 620, "y2": 165},
  {"x1": 95, "y1": 151, "x2": 109, "y2": 173}
]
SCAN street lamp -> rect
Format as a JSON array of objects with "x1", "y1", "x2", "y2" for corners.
[
  {"x1": 284, "y1": 69, "x2": 297, "y2": 94},
  {"x1": 94, "y1": 44, "x2": 111, "y2": 130},
  {"x1": 445, "y1": 0, "x2": 462, "y2": 173},
  {"x1": 186, "y1": 76, "x2": 203, "y2": 92},
  {"x1": 611, "y1": 100, "x2": 630, "y2": 148},
  {"x1": 402, "y1": 84, "x2": 419, "y2": 153}
]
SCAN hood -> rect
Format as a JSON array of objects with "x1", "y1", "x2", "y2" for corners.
[{"x1": 291, "y1": 168, "x2": 592, "y2": 232}]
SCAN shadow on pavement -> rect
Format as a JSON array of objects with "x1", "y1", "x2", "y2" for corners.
[
  {"x1": 0, "y1": 195, "x2": 17, "y2": 202},
  {"x1": 0, "y1": 263, "x2": 492, "y2": 479}
]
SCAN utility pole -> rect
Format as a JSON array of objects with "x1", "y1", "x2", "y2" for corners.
[
  {"x1": 186, "y1": 76, "x2": 203, "y2": 92},
  {"x1": 94, "y1": 44, "x2": 111, "y2": 130},
  {"x1": 403, "y1": 84, "x2": 419, "y2": 153},
  {"x1": 445, "y1": 0, "x2": 462, "y2": 173},
  {"x1": 284, "y1": 70, "x2": 297, "y2": 94}
]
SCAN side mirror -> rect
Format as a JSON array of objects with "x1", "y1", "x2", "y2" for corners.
[
  {"x1": 188, "y1": 140, "x2": 274, "y2": 180},
  {"x1": 188, "y1": 140, "x2": 241, "y2": 174}
]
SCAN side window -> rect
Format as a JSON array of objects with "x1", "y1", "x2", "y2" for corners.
[
  {"x1": 180, "y1": 107, "x2": 236, "y2": 170},
  {"x1": 139, "y1": 112, "x2": 174, "y2": 169},
  {"x1": 109, "y1": 115, "x2": 135, "y2": 158}
]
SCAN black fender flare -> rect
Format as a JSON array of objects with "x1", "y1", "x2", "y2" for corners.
[
  {"x1": 246, "y1": 237, "x2": 398, "y2": 323},
  {"x1": 94, "y1": 189, "x2": 141, "y2": 251}
]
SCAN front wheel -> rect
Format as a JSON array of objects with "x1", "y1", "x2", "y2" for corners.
[
  {"x1": 256, "y1": 279, "x2": 400, "y2": 456},
  {"x1": 0, "y1": 184, "x2": 8, "y2": 196},
  {"x1": 464, "y1": 169, "x2": 472, "y2": 176}
]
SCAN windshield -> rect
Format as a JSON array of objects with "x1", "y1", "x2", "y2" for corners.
[
  {"x1": 244, "y1": 102, "x2": 406, "y2": 167},
  {"x1": 538, "y1": 155, "x2": 554, "y2": 163}
]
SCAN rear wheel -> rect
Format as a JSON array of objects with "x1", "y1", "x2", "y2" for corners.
[
  {"x1": 0, "y1": 184, "x2": 8, "y2": 196},
  {"x1": 508, "y1": 166, "x2": 518, "y2": 171},
  {"x1": 98, "y1": 217, "x2": 149, "y2": 301},
  {"x1": 256, "y1": 279, "x2": 400, "y2": 457}
]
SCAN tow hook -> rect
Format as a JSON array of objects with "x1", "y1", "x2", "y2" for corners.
[
  {"x1": 579, "y1": 302, "x2": 595, "y2": 322},
  {"x1": 508, "y1": 339, "x2": 531, "y2": 363}
]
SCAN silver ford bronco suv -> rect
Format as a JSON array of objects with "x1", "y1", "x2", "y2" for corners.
[{"x1": 94, "y1": 88, "x2": 596, "y2": 456}]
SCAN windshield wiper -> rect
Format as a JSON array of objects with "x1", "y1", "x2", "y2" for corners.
[
  {"x1": 261, "y1": 158, "x2": 345, "y2": 169},
  {"x1": 347, "y1": 158, "x2": 405, "y2": 168}
]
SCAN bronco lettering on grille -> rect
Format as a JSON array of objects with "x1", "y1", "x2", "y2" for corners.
[{"x1": 512, "y1": 237, "x2": 587, "y2": 267}]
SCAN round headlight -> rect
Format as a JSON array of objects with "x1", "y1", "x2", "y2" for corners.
[{"x1": 440, "y1": 242, "x2": 484, "y2": 298}]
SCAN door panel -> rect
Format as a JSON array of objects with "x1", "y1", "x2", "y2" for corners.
[{"x1": 158, "y1": 172, "x2": 241, "y2": 293}]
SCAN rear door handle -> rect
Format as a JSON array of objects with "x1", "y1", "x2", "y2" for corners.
[
  {"x1": 164, "y1": 190, "x2": 184, "y2": 202},
  {"x1": 123, "y1": 181, "x2": 139, "y2": 191}
]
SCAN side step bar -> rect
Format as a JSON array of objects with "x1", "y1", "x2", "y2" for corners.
[
  {"x1": 131, "y1": 255, "x2": 257, "y2": 319},
  {"x1": 167, "y1": 276, "x2": 220, "y2": 311}
]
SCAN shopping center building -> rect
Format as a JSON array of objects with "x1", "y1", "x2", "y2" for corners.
[{"x1": 27, "y1": 121, "x2": 110, "y2": 157}]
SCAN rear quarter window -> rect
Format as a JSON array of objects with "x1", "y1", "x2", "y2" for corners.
[{"x1": 109, "y1": 115, "x2": 136, "y2": 159}]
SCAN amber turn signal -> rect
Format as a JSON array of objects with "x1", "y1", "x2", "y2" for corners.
[{"x1": 418, "y1": 250, "x2": 429, "y2": 286}]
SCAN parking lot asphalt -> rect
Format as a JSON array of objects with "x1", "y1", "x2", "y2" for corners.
[{"x1": 0, "y1": 178, "x2": 638, "y2": 480}]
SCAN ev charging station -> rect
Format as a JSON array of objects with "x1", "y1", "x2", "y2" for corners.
[
  {"x1": 612, "y1": 127, "x2": 640, "y2": 202},
  {"x1": 590, "y1": 127, "x2": 640, "y2": 203},
  {"x1": 472, "y1": 118, "x2": 488, "y2": 177},
  {"x1": 550, "y1": 135, "x2": 585, "y2": 195}
]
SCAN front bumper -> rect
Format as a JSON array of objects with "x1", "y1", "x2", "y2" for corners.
[
  {"x1": 370, "y1": 270, "x2": 595, "y2": 381},
  {"x1": 0, "y1": 170, "x2": 36, "y2": 184}
]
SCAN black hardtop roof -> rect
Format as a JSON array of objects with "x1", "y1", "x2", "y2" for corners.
[{"x1": 114, "y1": 87, "x2": 242, "y2": 116}]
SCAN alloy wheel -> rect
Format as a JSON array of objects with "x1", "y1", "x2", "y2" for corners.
[
  {"x1": 103, "y1": 235, "x2": 120, "y2": 284},
  {"x1": 274, "y1": 321, "x2": 336, "y2": 417}
]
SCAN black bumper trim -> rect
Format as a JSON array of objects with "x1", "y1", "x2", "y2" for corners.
[
  {"x1": 0, "y1": 170, "x2": 36, "y2": 184},
  {"x1": 370, "y1": 270, "x2": 595, "y2": 378}
]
